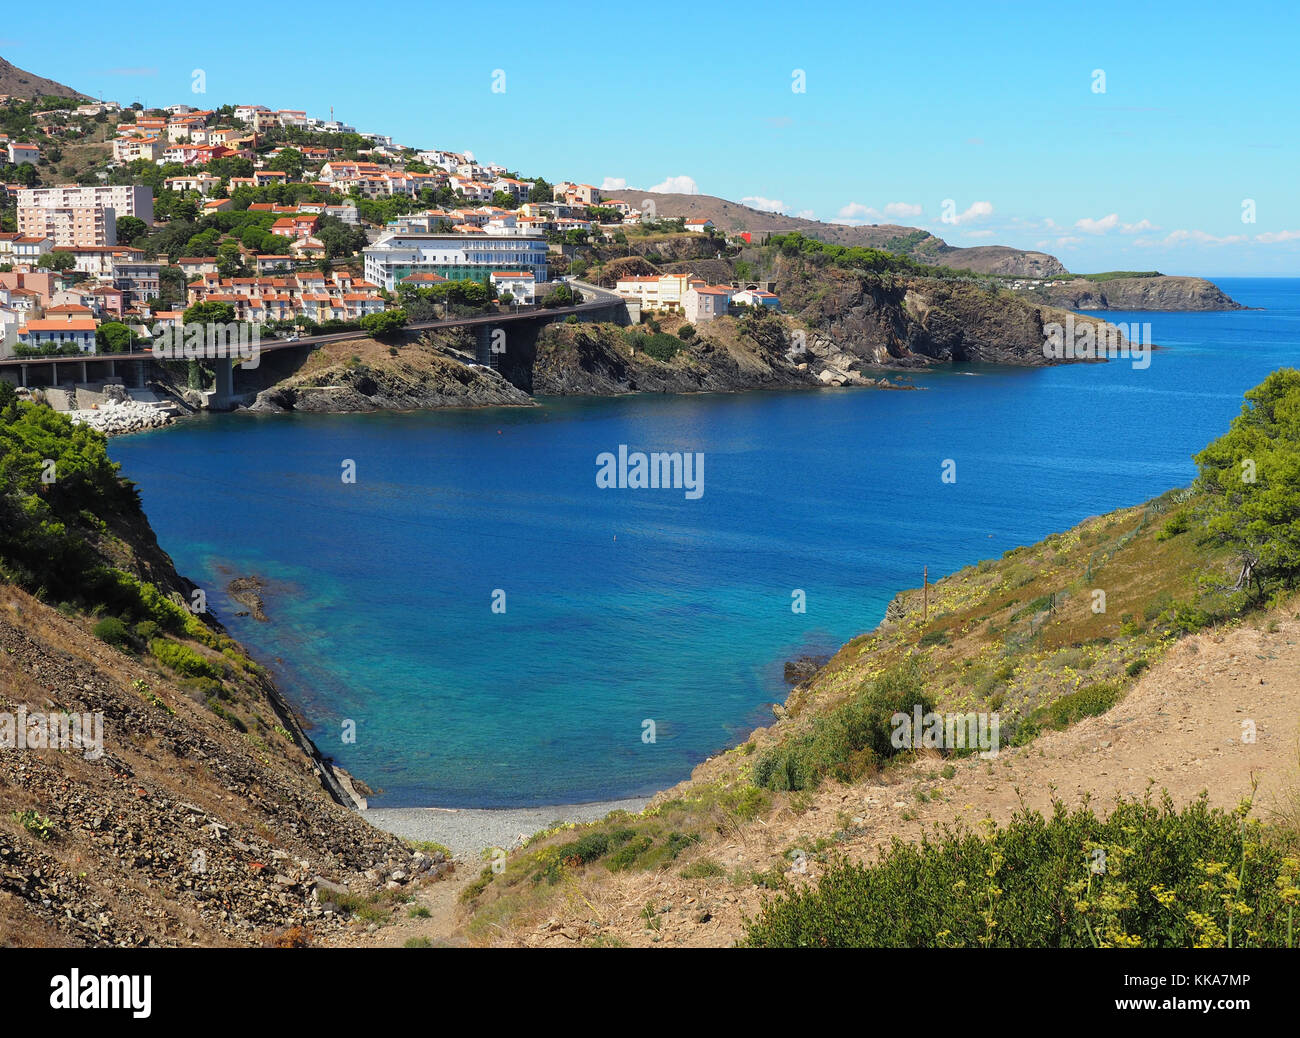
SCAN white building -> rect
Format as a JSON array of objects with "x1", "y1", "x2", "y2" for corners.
[
  {"x1": 363, "y1": 233, "x2": 548, "y2": 291},
  {"x1": 490, "y1": 270, "x2": 536, "y2": 305},
  {"x1": 19, "y1": 316, "x2": 98, "y2": 354},
  {"x1": 732, "y1": 288, "x2": 780, "y2": 309}
]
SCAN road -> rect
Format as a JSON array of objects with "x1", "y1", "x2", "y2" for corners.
[{"x1": 0, "y1": 286, "x2": 625, "y2": 368}]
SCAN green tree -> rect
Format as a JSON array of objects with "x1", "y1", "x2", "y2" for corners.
[
  {"x1": 216, "y1": 242, "x2": 245, "y2": 277},
  {"x1": 541, "y1": 283, "x2": 577, "y2": 309},
  {"x1": 268, "y1": 147, "x2": 305, "y2": 180},
  {"x1": 95, "y1": 321, "x2": 137, "y2": 354},
  {"x1": 183, "y1": 300, "x2": 237, "y2": 325},
  {"x1": 115, "y1": 215, "x2": 148, "y2": 244},
  {"x1": 527, "y1": 178, "x2": 553, "y2": 203},
  {"x1": 1194, "y1": 368, "x2": 1300, "y2": 594},
  {"x1": 37, "y1": 251, "x2": 76, "y2": 272},
  {"x1": 316, "y1": 215, "x2": 366, "y2": 258},
  {"x1": 360, "y1": 309, "x2": 408, "y2": 339}
]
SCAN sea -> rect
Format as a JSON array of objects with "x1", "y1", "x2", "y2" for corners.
[{"x1": 108, "y1": 277, "x2": 1300, "y2": 807}]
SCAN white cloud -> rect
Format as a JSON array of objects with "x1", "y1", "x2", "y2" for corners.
[
  {"x1": 1133, "y1": 229, "x2": 1249, "y2": 248},
  {"x1": 950, "y1": 200, "x2": 993, "y2": 225},
  {"x1": 794, "y1": 209, "x2": 816, "y2": 220},
  {"x1": 834, "y1": 201, "x2": 923, "y2": 225},
  {"x1": 884, "y1": 201, "x2": 922, "y2": 219},
  {"x1": 741, "y1": 196, "x2": 787, "y2": 213},
  {"x1": 1075, "y1": 213, "x2": 1120, "y2": 234},
  {"x1": 647, "y1": 175, "x2": 699, "y2": 194},
  {"x1": 1121, "y1": 219, "x2": 1157, "y2": 233},
  {"x1": 600, "y1": 177, "x2": 626, "y2": 192},
  {"x1": 1053, "y1": 236, "x2": 1083, "y2": 248},
  {"x1": 836, "y1": 202, "x2": 874, "y2": 224},
  {"x1": 963, "y1": 229, "x2": 996, "y2": 238},
  {"x1": 1254, "y1": 229, "x2": 1300, "y2": 243}
]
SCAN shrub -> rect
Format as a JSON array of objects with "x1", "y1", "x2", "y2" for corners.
[
  {"x1": 133, "y1": 619, "x2": 159, "y2": 642},
  {"x1": 627, "y1": 330, "x2": 683, "y2": 362},
  {"x1": 13, "y1": 810, "x2": 55, "y2": 841},
  {"x1": 1156, "y1": 511, "x2": 1192, "y2": 541},
  {"x1": 753, "y1": 661, "x2": 933, "y2": 791},
  {"x1": 151, "y1": 638, "x2": 219, "y2": 679},
  {"x1": 1045, "y1": 681, "x2": 1121, "y2": 728},
  {"x1": 677, "y1": 324, "x2": 696, "y2": 340},
  {"x1": 92, "y1": 616, "x2": 131, "y2": 647},
  {"x1": 744, "y1": 795, "x2": 1299, "y2": 948}
]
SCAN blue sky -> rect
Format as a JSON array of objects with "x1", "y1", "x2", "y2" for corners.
[{"x1": 6, "y1": 0, "x2": 1298, "y2": 275}]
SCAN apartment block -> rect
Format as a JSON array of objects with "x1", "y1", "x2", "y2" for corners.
[
  {"x1": 17, "y1": 205, "x2": 116, "y2": 247},
  {"x1": 18, "y1": 185, "x2": 155, "y2": 226}
]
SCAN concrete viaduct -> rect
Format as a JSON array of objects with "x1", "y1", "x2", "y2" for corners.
[{"x1": 0, "y1": 281, "x2": 628, "y2": 410}]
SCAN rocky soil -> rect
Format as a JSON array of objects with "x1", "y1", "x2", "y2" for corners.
[{"x1": 0, "y1": 585, "x2": 458, "y2": 947}]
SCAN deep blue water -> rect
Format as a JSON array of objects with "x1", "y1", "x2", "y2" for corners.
[{"x1": 108, "y1": 277, "x2": 1300, "y2": 807}]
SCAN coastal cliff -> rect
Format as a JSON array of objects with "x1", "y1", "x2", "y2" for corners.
[
  {"x1": 773, "y1": 264, "x2": 1119, "y2": 367},
  {"x1": 247, "y1": 333, "x2": 534, "y2": 414},
  {"x1": 1031, "y1": 275, "x2": 1243, "y2": 311},
  {"x1": 0, "y1": 402, "x2": 438, "y2": 946}
]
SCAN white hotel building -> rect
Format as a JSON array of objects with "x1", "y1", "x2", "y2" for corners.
[{"x1": 363, "y1": 233, "x2": 548, "y2": 292}]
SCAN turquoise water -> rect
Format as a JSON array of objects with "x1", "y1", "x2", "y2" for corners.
[{"x1": 109, "y1": 277, "x2": 1300, "y2": 807}]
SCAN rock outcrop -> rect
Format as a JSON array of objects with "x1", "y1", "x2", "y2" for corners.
[
  {"x1": 776, "y1": 264, "x2": 1117, "y2": 367},
  {"x1": 247, "y1": 334, "x2": 534, "y2": 413},
  {"x1": 1034, "y1": 275, "x2": 1242, "y2": 311}
]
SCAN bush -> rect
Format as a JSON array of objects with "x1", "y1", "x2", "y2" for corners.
[
  {"x1": 92, "y1": 616, "x2": 131, "y2": 647},
  {"x1": 627, "y1": 331, "x2": 684, "y2": 363},
  {"x1": 150, "y1": 638, "x2": 219, "y2": 679},
  {"x1": 753, "y1": 661, "x2": 933, "y2": 791},
  {"x1": 1156, "y1": 511, "x2": 1192, "y2": 541},
  {"x1": 744, "y1": 795, "x2": 1299, "y2": 947},
  {"x1": 1045, "y1": 681, "x2": 1121, "y2": 728},
  {"x1": 133, "y1": 620, "x2": 159, "y2": 642},
  {"x1": 677, "y1": 324, "x2": 696, "y2": 340}
]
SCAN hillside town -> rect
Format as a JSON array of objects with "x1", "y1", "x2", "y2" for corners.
[{"x1": 0, "y1": 95, "x2": 779, "y2": 362}]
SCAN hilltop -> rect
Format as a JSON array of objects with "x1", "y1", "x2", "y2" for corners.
[
  {"x1": 0, "y1": 56, "x2": 88, "y2": 100},
  {"x1": 613, "y1": 191, "x2": 1238, "y2": 308},
  {"x1": 618, "y1": 189, "x2": 1067, "y2": 277}
]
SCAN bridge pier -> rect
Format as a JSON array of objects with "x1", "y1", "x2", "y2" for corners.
[
  {"x1": 20, "y1": 363, "x2": 27, "y2": 388},
  {"x1": 211, "y1": 356, "x2": 235, "y2": 410}
]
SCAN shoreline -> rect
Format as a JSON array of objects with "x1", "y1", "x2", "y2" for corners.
[{"x1": 363, "y1": 798, "x2": 652, "y2": 860}]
